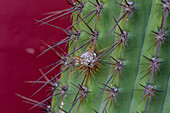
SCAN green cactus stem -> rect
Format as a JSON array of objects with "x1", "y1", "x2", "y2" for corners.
[{"x1": 21, "y1": 0, "x2": 170, "y2": 113}]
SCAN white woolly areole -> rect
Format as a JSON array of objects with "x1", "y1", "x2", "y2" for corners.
[
  {"x1": 59, "y1": 101, "x2": 65, "y2": 113},
  {"x1": 128, "y1": 1, "x2": 134, "y2": 5},
  {"x1": 110, "y1": 86, "x2": 118, "y2": 97},
  {"x1": 80, "y1": 51, "x2": 97, "y2": 67},
  {"x1": 112, "y1": 86, "x2": 118, "y2": 92}
]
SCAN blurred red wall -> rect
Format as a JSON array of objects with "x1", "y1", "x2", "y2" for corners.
[{"x1": 0, "y1": 0, "x2": 69, "y2": 113}]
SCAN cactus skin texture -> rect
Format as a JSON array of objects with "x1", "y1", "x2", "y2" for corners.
[
  {"x1": 50, "y1": 0, "x2": 170, "y2": 113},
  {"x1": 17, "y1": 0, "x2": 169, "y2": 113}
]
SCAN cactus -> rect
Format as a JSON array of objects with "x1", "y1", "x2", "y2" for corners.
[{"x1": 17, "y1": 0, "x2": 170, "y2": 113}]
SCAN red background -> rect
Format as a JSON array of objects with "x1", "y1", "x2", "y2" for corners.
[{"x1": 0, "y1": 0, "x2": 69, "y2": 113}]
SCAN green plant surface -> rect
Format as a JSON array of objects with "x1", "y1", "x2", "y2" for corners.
[
  {"x1": 52, "y1": 1, "x2": 118, "y2": 112},
  {"x1": 98, "y1": 0, "x2": 154, "y2": 112},
  {"x1": 129, "y1": 0, "x2": 170, "y2": 113},
  {"x1": 51, "y1": 0, "x2": 170, "y2": 113},
  {"x1": 162, "y1": 76, "x2": 170, "y2": 113}
]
